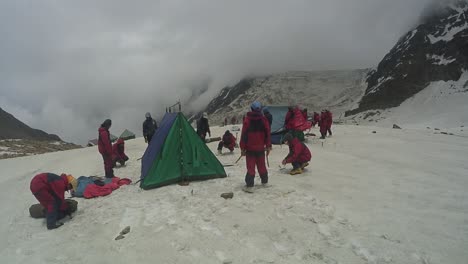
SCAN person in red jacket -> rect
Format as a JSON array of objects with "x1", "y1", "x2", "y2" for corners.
[
  {"x1": 30, "y1": 173, "x2": 77, "y2": 230},
  {"x1": 284, "y1": 106, "x2": 294, "y2": 130},
  {"x1": 240, "y1": 101, "x2": 272, "y2": 192},
  {"x1": 217, "y1": 130, "x2": 237, "y2": 154},
  {"x1": 281, "y1": 133, "x2": 311, "y2": 175},
  {"x1": 325, "y1": 110, "x2": 333, "y2": 136},
  {"x1": 112, "y1": 138, "x2": 129, "y2": 167},
  {"x1": 302, "y1": 108, "x2": 308, "y2": 120},
  {"x1": 319, "y1": 110, "x2": 328, "y2": 139},
  {"x1": 98, "y1": 119, "x2": 114, "y2": 178},
  {"x1": 312, "y1": 112, "x2": 320, "y2": 127}
]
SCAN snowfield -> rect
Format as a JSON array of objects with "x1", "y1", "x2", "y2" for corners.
[{"x1": 1, "y1": 124, "x2": 467, "y2": 264}]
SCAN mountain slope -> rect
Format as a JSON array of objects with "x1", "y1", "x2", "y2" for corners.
[
  {"x1": 0, "y1": 107, "x2": 81, "y2": 159},
  {"x1": 201, "y1": 69, "x2": 369, "y2": 125},
  {"x1": 346, "y1": 0, "x2": 468, "y2": 116},
  {"x1": 0, "y1": 107, "x2": 61, "y2": 141}
]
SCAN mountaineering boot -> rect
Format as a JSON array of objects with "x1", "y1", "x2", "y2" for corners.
[
  {"x1": 290, "y1": 168, "x2": 303, "y2": 175},
  {"x1": 301, "y1": 162, "x2": 309, "y2": 169},
  {"x1": 242, "y1": 186, "x2": 254, "y2": 193}
]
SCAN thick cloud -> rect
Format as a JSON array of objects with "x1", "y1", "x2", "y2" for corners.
[{"x1": 0, "y1": 0, "x2": 434, "y2": 144}]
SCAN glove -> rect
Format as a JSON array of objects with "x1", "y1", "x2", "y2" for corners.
[
  {"x1": 48, "y1": 222, "x2": 64, "y2": 230},
  {"x1": 266, "y1": 147, "x2": 272, "y2": 156},
  {"x1": 144, "y1": 137, "x2": 148, "y2": 143}
]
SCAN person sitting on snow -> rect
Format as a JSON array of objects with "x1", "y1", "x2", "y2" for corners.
[
  {"x1": 112, "y1": 138, "x2": 129, "y2": 167},
  {"x1": 281, "y1": 133, "x2": 311, "y2": 175},
  {"x1": 30, "y1": 173, "x2": 78, "y2": 230},
  {"x1": 217, "y1": 130, "x2": 237, "y2": 154}
]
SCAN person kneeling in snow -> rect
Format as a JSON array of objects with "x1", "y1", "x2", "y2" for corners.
[
  {"x1": 217, "y1": 130, "x2": 237, "y2": 154},
  {"x1": 282, "y1": 133, "x2": 311, "y2": 175},
  {"x1": 30, "y1": 173, "x2": 78, "y2": 230},
  {"x1": 112, "y1": 138, "x2": 129, "y2": 167}
]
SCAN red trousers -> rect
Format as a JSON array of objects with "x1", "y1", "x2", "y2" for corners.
[
  {"x1": 102, "y1": 154, "x2": 114, "y2": 178},
  {"x1": 245, "y1": 152, "x2": 268, "y2": 186}
]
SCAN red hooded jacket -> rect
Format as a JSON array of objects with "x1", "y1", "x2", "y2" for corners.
[
  {"x1": 98, "y1": 127, "x2": 112, "y2": 156},
  {"x1": 222, "y1": 133, "x2": 237, "y2": 149},
  {"x1": 240, "y1": 111, "x2": 271, "y2": 152},
  {"x1": 326, "y1": 111, "x2": 333, "y2": 128},
  {"x1": 285, "y1": 107, "x2": 312, "y2": 131},
  {"x1": 30, "y1": 173, "x2": 69, "y2": 228},
  {"x1": 112, "y1": 138, "x2": 127, "y2": 160},
  {"x1": 285, "y1": 137, "x2": 312, "y2": 164}
]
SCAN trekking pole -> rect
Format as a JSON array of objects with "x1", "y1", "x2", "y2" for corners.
[
  {"x1": 235, "y1": 155, "x2": 243, "y2": 164},
  {"x1": 266, "y1": 153, "x2": 270, "y2": 168}
]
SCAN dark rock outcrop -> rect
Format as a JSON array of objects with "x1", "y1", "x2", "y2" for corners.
[
  {"x1": 346, "y1": 1, "x2": 468, "y2": 116},
  {"x1": 0, "y1": 107, "x2": 61, "y2": 141}
]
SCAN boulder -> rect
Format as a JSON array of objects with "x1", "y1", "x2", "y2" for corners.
[
  {"x1": 393, "y1": 124, "x2": 401, "y2": 129},
  {"x1": 220, "y1": 192, "x2": 234, "y2": 199}
]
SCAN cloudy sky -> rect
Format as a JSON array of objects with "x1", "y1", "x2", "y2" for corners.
[{"x1": 0, "y1": 0, "x2": 434, "y2": 144}]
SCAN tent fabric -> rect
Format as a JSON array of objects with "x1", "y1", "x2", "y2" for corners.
[
  {"x1": 141, "y1": 113, "x2": 178, "y2": 180},
  {"x1": 110, "y1": 134, "x2": 118, "y2": 142},
  {"x1": 119, "y1": 129, "x2": 136, "y2": 140},
  {"x1": 140, "y1": 112, "x2": 226, "y2": 190},
  {"x1": 268, "y1": 106, "x2": 289, "y2": 133},
  {"x1": 267, "y1": 106, "x2": 289, "y2": 144}
]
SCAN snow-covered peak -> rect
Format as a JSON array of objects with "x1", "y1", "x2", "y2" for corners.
[{"x1": 346, "y1": 0, "x2": 468, "y2": 116}]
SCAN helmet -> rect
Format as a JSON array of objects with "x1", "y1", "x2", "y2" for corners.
[
  {"x1": 66, "y1": 175, "x2": 78, "y2": 191},
  {"x1": 283, "y1": 133, "x2": 293, "y2": 143},
  {"x1": 225, "y1": 130, "x2": 230, "y2": 134},
  {"x1": 262, "y1": 107, "x2": 269, "y2": 113},
  {"x1": 145, "y1": 112, "x2": 151, "y2": 118},
  {"x1": 101, "y1": 119, "x2": 112, "y2": 128},
  {"x1": 250, "y1": 101, "x2": 262, "y2": 112}
]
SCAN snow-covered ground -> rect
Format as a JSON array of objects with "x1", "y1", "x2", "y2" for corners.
[
  {"x1": 347, "y1": 71, "x2": 468, "y2": 133},
  {"x1": 1, "y1": 124, "x2": 467, "y2": 264}
]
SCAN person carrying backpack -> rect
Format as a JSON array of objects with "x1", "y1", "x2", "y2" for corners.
[{"x1": 240, "y1": 101, "x2": 272, "y2": 193}]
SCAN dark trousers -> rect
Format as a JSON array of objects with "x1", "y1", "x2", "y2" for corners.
[
  {"x1": 217, "y1": 142, "x2": 234, "y2": 151},
  {"x1": 32, "y1": 190, "x2": 66, "y2": 229},
  {"x1": 245, "y1": 152, "x2": 268, "y2": 187},
  {"x1": 327, "y1": 127, "x2": 332, "y2": 136},
  {"x1": 102, "y1": 154, "x2": 114, "y2": 178},
  {"x1": 292, "y1": 162, "x2": 303, "y2": 169},
  {"x1": 147, "y1": 134, "x2": 153, "y2": 144},
  {"x1": 113, "y1": 155, "x2": 129, "y2": 167}
]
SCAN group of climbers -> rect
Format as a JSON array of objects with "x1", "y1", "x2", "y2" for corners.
[{"x1": 29, "y1": 104, "x2": 328, "y2": 229}]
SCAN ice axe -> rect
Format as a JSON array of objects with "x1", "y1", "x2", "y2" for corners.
[{"x1": 266, "y1": 151, "x2": 270, "y2": 168}]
